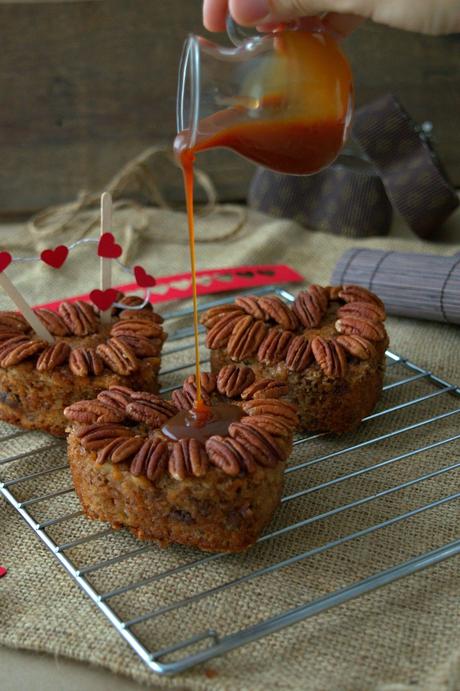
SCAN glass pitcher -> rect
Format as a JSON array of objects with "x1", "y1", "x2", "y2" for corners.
[{"x1": 175, "y1": 18, "x2": 353, "y2": 175}]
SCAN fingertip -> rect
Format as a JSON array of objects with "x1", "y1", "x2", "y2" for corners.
[
  {"x1": 229, "y1": 0, "x2": 272, "y2": 26},
  {"x1": 203, "y1": 0, "x2": 229, "y2": 32}
]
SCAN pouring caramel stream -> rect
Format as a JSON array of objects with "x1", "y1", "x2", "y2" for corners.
[{"x1": 175, "y1": 30, "x2": 351, "y2": 425}]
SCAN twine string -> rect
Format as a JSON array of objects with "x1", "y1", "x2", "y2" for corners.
[{"x1": 27, "y1": 146, "x2": 247, "y2": 251}]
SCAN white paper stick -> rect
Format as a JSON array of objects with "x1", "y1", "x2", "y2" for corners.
[
  {"x1": 100, "y1": 192, "x2": 113, "y2": 325},
  {"x1": 0, "y1": 273, "x2": 54, "y2": 344}
]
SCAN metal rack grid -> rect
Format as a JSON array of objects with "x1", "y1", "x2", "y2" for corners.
[{"x1": 1, "y1": 286, "x2": 459, "y2": 676}]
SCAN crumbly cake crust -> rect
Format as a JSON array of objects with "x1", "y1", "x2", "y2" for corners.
[
  {"x1": 201, "y1": 285, "x2": 389, "y2": 434},
  {"x1": 0, "y1": 296, "x2": 166, "y2": 436},
  {"x1": 64, "y1": 369, "x2": 298, "y2": 552}
]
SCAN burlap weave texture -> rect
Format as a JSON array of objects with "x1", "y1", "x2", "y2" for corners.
[{"x1": 0, "y1": 205, "x2": 459, "y2": 691}]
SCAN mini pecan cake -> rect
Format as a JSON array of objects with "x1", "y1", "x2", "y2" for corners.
[
  {"x1": 0, "y1": 296, "x2": 166, "y2": 436},
  {"x1": 64, "y1": 367, "x2": 298, "y2": 553},
  {"x1": 201, "y1": 285, "x2": 389, "y2": 434}
]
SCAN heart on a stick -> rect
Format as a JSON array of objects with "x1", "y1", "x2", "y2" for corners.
[
  {"x1": 40, "y1": 245, "x2": 69, "y2": 269},
  {"x1": 89, "y1": 288, "x2": 119, "y2": 312},
  {"x1": 98, "y1": 233, "x2": 122, "y2": 259},
  {"x1": 134, "y1": 265, "x2": 156, "y2": 288},
  {"x1": 0, "y1": 252, "x2": 12, "y2": 273}
]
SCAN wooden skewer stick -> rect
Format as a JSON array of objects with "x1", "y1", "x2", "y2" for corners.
[
  {"x1": 100, "y1": 192, "x2": 113, "y2": 325},
  {"x1": 0, "y1": 272, "x2": 54, "y2": 344}
]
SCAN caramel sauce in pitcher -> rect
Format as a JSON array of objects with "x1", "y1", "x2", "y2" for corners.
[{"x1": 170, "y1": 29, "x2": 352, "y2": 440}]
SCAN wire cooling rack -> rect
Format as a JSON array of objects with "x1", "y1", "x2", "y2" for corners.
[{"x1": 1, "y1": 286, "x2": 459, "y2": 676}]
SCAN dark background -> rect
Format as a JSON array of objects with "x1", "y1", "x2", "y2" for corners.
[{"x1": 1, "y1": 0, "x2": 459, "y2": 214}]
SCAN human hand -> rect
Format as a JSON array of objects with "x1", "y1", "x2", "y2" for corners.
[{"x1": 203, "y1": 0, "x2": 460, "y2": 37}]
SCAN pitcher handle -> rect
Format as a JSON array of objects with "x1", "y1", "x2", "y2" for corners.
[{"x1": 226, "y1": 14, "x2": 264, "y2": 47}]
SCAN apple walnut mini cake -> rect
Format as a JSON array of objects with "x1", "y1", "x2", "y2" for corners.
[
  {"x1": 64, "y1": 367, "x2": 298, "y2": 553},
  {"x1": 201, "y1": 284, "x2": 389, "y2": 434},
  {"x1": 0, "y1": 296, "x2": 166, "y2": 436}
]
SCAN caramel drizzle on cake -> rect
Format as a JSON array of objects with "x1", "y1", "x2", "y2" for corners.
[
  {"x1": 0, "y1": 295, "x2": 165, "y2": 375},
  {"x1": 201, "y1": 285, "x2": 387, "y2": 378},
  {"x1": 64, "y1": 367, "x2": 299, "y2": 481}
]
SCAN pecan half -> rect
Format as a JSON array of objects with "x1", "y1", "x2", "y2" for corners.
[
  {"x1": 126, "y1": 392, "x2": 177, "y2": 426},
  {"x1": 336, "y1": 334, "x2": 376, "y2": 360},
  {"x1": 311, "y1": 337, "x2": 347, "y2": 378},
  {"x1": 241, "y1": 398, "x2": 299, "y2": 428},
  {"x1": 0, "y1": 329, "x2": 28, "y2": 343},
  {"x1": 180, "y1": 372, "x2": 216, "y2": 410},
  {"x1": 34, "y1": 309, "x2": 70, "y2": 337},
  {"x1": 229, "y1": 422, "x2": 284, "y2": 467},
  {"x1": 169, "y1": 438, "x2": 208, "y2": 480},
  {"x1": 217, "y1": 364, "x2": 255, "y2": 398},
  {"x1": 69, "y1": 347, "x2": 104, "y2": 377},
  {"x1": 96, "y1": 435, "x2": 145, "y2": 465},
  {"x1": 205, "y1": 311, "x2": 246, "y2": 349},
  {"x1": 285, "y1": 335, "x2": 313, "y2": 373},
  {"x1": 179, "y1": 373, "x2": 216, "y2": 408},
  {"x1": 110, "y1": 319, "x2": 163, "y2": 339},
  {"x1": 0, "y1": 335, "x2": 30, "y2": 360},
  {"x1": 97, "y1": 338, "x2": 138, "y2": 375},
  {"x1": 185, "y1": 372, "x2": 216, "y2": 397},
  {"x1": 197, "y1": 371, "x2": 217, "y2": 394},
  {"x1": 36, "y1": 341, "x2": 71, "y2": 372},
  {"x1": 227, "y1": 316, "x2": 267, "y2": 360},
  {"x1": 119, "y1": 308, "x2": 163, "y2": 324},
  {"x1": 258, "y1": 296, "x2": 299, "y2": 330},
  {"x1": 118, "y1": 295, "x2": 151, "y2": 310},
  {"x1": 116, "y1": 334, "x2": 162, "y2": 358},
  {"x1": 0, "y1": 338, "x2": 47, "y2": 367},
  {"x1": 59, "y1": 301, "x2": 98, "y2": 336},
  {"x1": 293, "y1": 285, "x2": 329, "y2": 328},
  {"x1": 171, "y1": 372, "x2": 217, "y2": 411},
  {"x1": 0, "y1": 311, "x2": 30, "y2": 333},
  {"x1": 339, "y1": 285, "x2": 385, "y2": 310},
  {"x1": 257, "y1": 328, "x2": 293, "y2": 365},
  {"x1": 130, "y1": 437, "x2": 169, "y2": 482},
  {"x1": 337, "y1": 301, "x2": 386, "y2": 323},
  {"x1": 240, "y1": 414, "x2": 293, "y2": 438},
  {"x1": 205, "y1": 436, "x2": 248, "y2": 476},
  {"x1": 335, "y1": 316, "x2": 386, "y2": 342},
  {"x1": 97, "y1": 385, "x2": 134, "y2": 414},
  {"x1": 171, "y1": 387, "x2": 193, "y2": 412},
  {"x1": 200, "y1": 304, "x2": 244, "y2": 329},
  {"x1": 241, "y1": 378, "x2": 289, "y2": 400},
  {"x1": 76, "y1": 423, "x2": 133, "y2": 450},
  {"x1": 234, "y1": 295, "x2": 265, "y2": 320},
  {"x1": 64, "y1": 400, "x2": 125, "y2": 424},
  {"x1": 119, "y1": 296, "x2": 161, "y2": 320}
]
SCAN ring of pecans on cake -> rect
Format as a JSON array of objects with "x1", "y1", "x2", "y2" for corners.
[
  {"x1": 0, "y1": 295, "x2": 166, "y2": 436},
  {"x1": 201, "y1": 284, "x2": 389, "y2": 434},
  {"x1": 64, "y1": 366, "x2": 299, "y2": 553}
]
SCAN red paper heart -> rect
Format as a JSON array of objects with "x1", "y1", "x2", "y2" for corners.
[
  {"x1": 40, "y1": 245, "x2": 69, "y2": 269},
  {"x1": 0, "y1": 251, "x2": 12, "y2": 272},
  {"x1": 134, "y1": 265, "x2": 156, "y2": 288},
  {"x1": 98, "y1": 233, "x2": 122, "y2": 259},
  {"x1": 0, "y1": 566, "x2": 7, "y2": 578},
  {"x1": 89, "y1": 288, "x2": 119, "y2": 311}
]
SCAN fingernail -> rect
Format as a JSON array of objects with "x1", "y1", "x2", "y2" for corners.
[{"x1": 234, "y1": 0, "x2": 271, "y2": 24}]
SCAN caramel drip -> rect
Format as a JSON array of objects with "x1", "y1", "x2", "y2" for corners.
[{"x1": 162, "y1": 403, "x2": 243, "y2": 444}]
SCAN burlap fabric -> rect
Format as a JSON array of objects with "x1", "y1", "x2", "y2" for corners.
[{"x1": 0, "y1": 202, "x2": 459, "y2": 691}]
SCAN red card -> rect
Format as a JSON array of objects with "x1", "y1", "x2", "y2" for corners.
[{"x1": 35, "y1": 264, "x2": 304, "y2": 311}]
